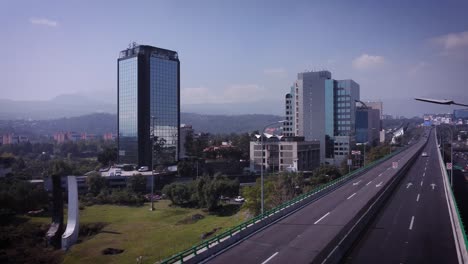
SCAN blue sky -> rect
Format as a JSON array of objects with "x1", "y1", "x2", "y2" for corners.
[{"x1": 1, "y1": 0, "x2": 468, "y2": 117}]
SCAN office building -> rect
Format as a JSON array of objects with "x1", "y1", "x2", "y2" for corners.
[
  {"x1": 284, "y1": 71, "x2": 360, "y2": 165},
  {"x1": 356, "y1": 107, "x2": 380, "y2": 145},
  {"x1": 250, "y1": 136, "x2": 320, "y2": 172},
  {"x1": 2, "y1": 134, "x2": 28, "y2": 145},
  {"x1": 179, "y1": 124, "x2": 194, "y2": 159},
  {"x1": 118, "y1": 44, "x2": 180, "y2": 167},
  {"x1": 284, "y1": 71, "x2": 332, "y2": 162},
  {"x1": 364, "y1": 101, "x2": 383, "y2": 119}
]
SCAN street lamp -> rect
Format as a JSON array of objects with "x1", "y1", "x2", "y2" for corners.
[
  {"x1": 415, "y1": 97, "x2": 468, "y2": 107},
  {"x1": 150, "y1": 116, "x2": 156, "y2": 211},
  {"x1": 256, "y1": 120, "x2": 286, "y2": 215},
  {"x1": 356, "y1": 142, "x2": 368, "y2": 167}
]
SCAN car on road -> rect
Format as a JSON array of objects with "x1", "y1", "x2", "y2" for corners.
[
  {"x1": 421, "y1": 152, "x2": 428, "y2": 157},
  {"x1": 138, "y1": 166, "x2": 149, "y2": 172},
  {"x1": 234, "y1": 196, "x2": 245, "y2": 203}
]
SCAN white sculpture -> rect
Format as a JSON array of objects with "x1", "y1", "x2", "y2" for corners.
[{"x1": 62, "y1": 176, "x2": 79, "y2": 250}]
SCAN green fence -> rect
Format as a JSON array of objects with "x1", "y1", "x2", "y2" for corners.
[{"x1": 160, "y1": 146, "x2": 409, "y2": 264}]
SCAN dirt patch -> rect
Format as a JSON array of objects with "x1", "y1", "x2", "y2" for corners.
[
  {"x1": 176, "y1": 214, "x2": 205, "y2": 225},
  {"x1": 102, "y1": 248, "x2": 124, "y2": 255},
  {"x1": 201, "y1": 227, "x2": 222, "y2": 240},
  {"x1": 79, "y1": 222, "x2": 107, "y2": 237}
]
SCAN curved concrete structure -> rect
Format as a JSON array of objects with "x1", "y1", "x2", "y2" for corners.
[
  {"x1": 46, "y1": 175, "x2": 63, "y2": 249},
  {"x1": 62, "y1": 176, "x2": 79, "y2": 250}
]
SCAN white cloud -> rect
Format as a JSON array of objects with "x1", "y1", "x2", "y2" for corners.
[
  {"x1": 433, "y1": 31, "x2": 468, "y2": 51},
  {"x1": 263, "y1": 68, "x2": 286, "y2": 76},
  {"x1": 352, "y1": 54, "x2": 385, "y2": 70},
  {"x1": 182, "y1": 84, "x2": 266, "y2": 104},
  {"x1": 30, "y1": 18, "x2": 58, "y2": 27}
]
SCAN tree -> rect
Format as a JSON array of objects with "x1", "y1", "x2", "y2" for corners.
[
  {"x1": 86, "y1": 172, "x2": 107, "y2": 196},
  {"x1": 97, "y1": 147, "x2": 117, "y2": 166},
  {"x1": 203, "y1": 175, "x2": 239, "y2": 211},
  {"x1": 162, "y1": 182, "x2": 192, "y2": 206},
  {"x1": 312, "y1": 164, "x2": 341, "y2": 180},
  {"x1": 241, "y1": 179, "x2": 261, "y2": 215},
  {"x1": 47, "y1": 160, "x2": 73, "y2": 177},
  {"x1": 127, "y1": 174, "x2": 147, "y2": 194}
]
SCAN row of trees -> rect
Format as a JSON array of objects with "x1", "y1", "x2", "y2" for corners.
[
  {"x1": 81, "y1": 173, "x2": 147, "y2": 206},
  {"x1": 242, "y1": 166, "x2": 342, "y2": 215},
  {"x1": 163, "y1": 174, "x2": 239, "y2": 211},
  {"x1": 184, "y1": 132, "x2": 252, "y2": 161},
  {"x1": 0, "y1": 179, "x2": 48, "y2": 216}
]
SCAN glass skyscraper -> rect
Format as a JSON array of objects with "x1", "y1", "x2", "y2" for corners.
[{"x1": 118, "y1": 44, "x2": 180, "y2": 167}]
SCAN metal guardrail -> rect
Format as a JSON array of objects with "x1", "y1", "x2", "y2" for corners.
[{"x1": 159, "y1": 146, "x2": 409, "y2": 264}]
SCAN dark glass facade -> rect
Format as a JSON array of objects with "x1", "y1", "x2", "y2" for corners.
[{"x1": 118, "y1": 45, "x2": 180, "y2": 167}]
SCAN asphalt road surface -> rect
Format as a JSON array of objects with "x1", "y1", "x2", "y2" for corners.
[
  {"x1": 344, "y1": 130, "x2": 458, "y2": 264},
  {"x1": 205, "y1": 134, "x2": 428, "y2": 264}
]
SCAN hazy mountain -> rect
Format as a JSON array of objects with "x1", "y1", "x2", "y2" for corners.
[
  {"x1": 181, "y1": 113, "x2": 283, "y2": 134},
  {"x1": 0, "y1": 94, "x2": 116, "y2": 120},
  {"x1": 0, "y1": 112, "x2": 283, "y2": 136}
]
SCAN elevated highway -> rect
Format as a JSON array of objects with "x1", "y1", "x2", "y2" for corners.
[
  {"x1": 203, "y1": 133, "x2": 429, "y2": 264},
  {"x1": 162, "y1": 128, "x2": 466, "y2": 264}
]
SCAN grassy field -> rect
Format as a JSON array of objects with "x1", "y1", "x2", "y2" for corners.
[{"x1": 31, "y1": 201, "x2": 246, "y2": 264}]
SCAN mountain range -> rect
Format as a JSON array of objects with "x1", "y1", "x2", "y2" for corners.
[{"x1": 0, "y1": 112, "x2": 284, "y2": 136}]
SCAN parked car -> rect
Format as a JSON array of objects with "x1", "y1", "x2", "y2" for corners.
[
  {"x1": 234, "y1": 196, "x2": 245, "y2": 203},
  {"x1": 421, "y1": 152, "x2": 428, "y2": 157}
]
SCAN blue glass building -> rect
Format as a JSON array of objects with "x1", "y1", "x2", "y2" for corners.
[{"x1": 118, "y1": 44, "x2": 180, "y2": 167}]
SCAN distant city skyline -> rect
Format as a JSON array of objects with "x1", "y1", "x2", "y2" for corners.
[{"x1": 1, "y1": 0, "x2": 468, "y2": 117}]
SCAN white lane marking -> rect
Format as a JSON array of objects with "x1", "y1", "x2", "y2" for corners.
[
  {"x1": 431, "y1": 183, "x2": 436, "y2": 190},
  {"x1": 378, "y1": 173, "x2": 383, "y2": 177},
  {"x1": 376, "y1": 181, "x2": 383, "y2": 188},
  {"x1": 423, "y1": 172, "x2": 425, "y2": 177},
  {"x1": 366, "y1": 181, "x2": 372, "y2": 186},
  {"x1": 347, "y1": 193, "x2": 357, "y2": 200},
  {"x1": 416, "y1": 193, "x2": 420, "y2": 202},
  {"x1": 424, "y1": 167, "x2": 427, "y2": 171},
  {"x1": 387, "y1": 167, "x2": 391, "y2": 170},
  {"x1": 420, "y1": 180, "x2": 423, "y2": 186},
  {"x1": 261, "y1": 252, "x2": 279, "y2": 264},
  {"x1": 409, "y1": 216, "x2": 415, "y2": 230},
  {"x1": 353, "y1": 180, "x2": 361, "y2": 186},
  {"x1": 314, "y1": 212, "x2": 330, "y2": 224},
  {"x1": 406, "y1": 182, "x2": 413, "y2": 189}
]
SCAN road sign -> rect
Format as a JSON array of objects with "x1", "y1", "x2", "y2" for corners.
[
  {"x1": 351, "y1": 150, "x2": 361, "y2": 155},
  {"x1": 447, "y1": 163, "x2": 452, "y2": 169},
  {"x1": 347, "y1": 159, "x2": 352, "y2": 166},
  {"x1": 392, "y1": 161, "x2": 398, "y2": 169}
]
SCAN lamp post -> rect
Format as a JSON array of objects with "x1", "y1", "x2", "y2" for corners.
[
  {"x1": 150, "y1": 116, "x2": 156, "y2": 211},
  {"x1": 257, "y1": 120, "x2": 286, "y2": 215}
]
